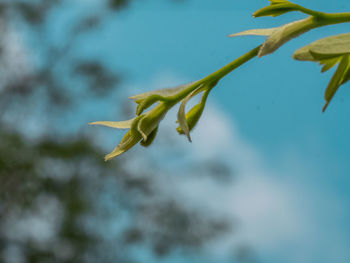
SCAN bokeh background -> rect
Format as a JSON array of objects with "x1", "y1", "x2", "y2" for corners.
[{"x1": 1, "y1": 0, "x2": 350, "y2": 262}]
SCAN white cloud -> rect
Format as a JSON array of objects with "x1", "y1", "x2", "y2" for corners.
[
  {"x1": 0, "y1": 22, "x2": 32, "y2": 89},
  {"x1": 161, "y1": 103, "x2": 307, "y2": 240},
  {"x1": 170, "y1": 104, "x2": 350, "y2": 262}
]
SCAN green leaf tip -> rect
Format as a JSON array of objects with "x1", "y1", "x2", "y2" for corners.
[
  {"x1": 89, "y1": 102, "x2": 171, "y2": 160},
  {"x1": 176, "y1": 89, "x2": 210, "y2": 138},
  {"x1": 319, "y1": 57, "x2": 342, "y2": 73},
  {"x1": 90, "y1": 81, "x2": 211, "y2": 160},
  {"x1": 254, "y1": 0, "x2": 324, "y2": 18},
  {"x1": 230, "y1": 17, "x2": 318, "y2": 57},
  {"x1": 269, "y1": 0, "x2": 288, "y2": 3},
  {"x1": 129, "y1": 82, "x2": 196, "y2": 115},
  {"x1": 88, "y1": 119, "x2": 134, "y2": 129},
  {"x1": 293, "y1": 33, "x2": 350, "y2": 61},
  {"x1": 229, "y1": 28, "x2": 276, "y2": 38},
  {"x1": 178, "y1": 101, "x2": 192, "y2": 142},
  {"x1": 254, "y1": 0, "x2": 301, "y2": 18},
  {"x1": 90, "y1": 45, "x2": 281, "y2": 160},
  {"x1": 177, "y1": 85, "x2": 205, "y2": 142},
  {"x1": 323, "y1": 55, "x2": 350, "y2": 112},
  {"x1": 232, "y1": 1, "x2": 339, "y2": 57},
  {"x1": 104, "y1": 128, "x2": 143, "y2": 161},
  {"x1": 293, "y1": 34, "x2": 350, "y2": 112}
]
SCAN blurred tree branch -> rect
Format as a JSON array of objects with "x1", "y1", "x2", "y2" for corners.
[{"x1": 0, "y1": 0, "x2": 259, "y2": 262}]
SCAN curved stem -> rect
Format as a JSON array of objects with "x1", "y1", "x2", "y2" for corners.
[
  {"x1": 296, "y1": 5, "x2": 327, "y2": 17},
  {"x1": 170, "y1": 10, "x2": 350, "y2": 108},
  {"x1": 201, "y1": 45, "x2": 262, "y2": 84},
  {"x1": 291, "y1": 2, "x2": 350, "y2": 21},
  {"x1": 169, "y1": 45, "x2": 262, "y2": 104}
]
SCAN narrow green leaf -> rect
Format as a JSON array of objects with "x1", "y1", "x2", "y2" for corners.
[
  {"x1": 323, "y1": 55, "x2": 350, "y2": 112},
  {"x1": 294, "y1": 33, "x2": 350, "y2": 61},
  {"x1": 231, "y1": 17, "x2": 317, "y2": 57},
  {"x1": 178, "y1": 101, "x2": 191, "y2": 142},
  {"x1": 293, "y1": 47, "x2": 316, "y2": 61},
  {"x1": 105, "y1": 145, "x2": 126, "y2": 161},
  {"x1": 319, "y1": 57, "x2": 342, "y2": 73},
  {"x1": 229, "y1": 28, "x2": 276, "y2": 37},
  {"x1": 254, "y1": 2, "x2": 300, "y2": 18},
  {"x1": 340, "y1": 56, "x2": 350, "y2": 85},
  {"x1": 310, "y1": 50, "x2": 347, "y2": 61},
  {"x1": 129, "y1": 82, "x2": 200, "y2": 115},
  {"x1": 136, "y1": 102, "x2": 169, "y2": 142},
  {"x1": 259, "y1": 17, "x2": 315, "y2": 57},
  {"x1": 177, "y1": 88, "x2": 202, "y2": 142},
  {"x1": 104, "y1": 129, "x2": 142, "y2": 161},
  {"x1": 176, "y1": 89, "x2": 210, "y2": 135},
  {"x1": 129, "y1": 82, "x2": 195, "y2": 104},
  {"x1": 136, "y1": 95, "x2": 163, "y2": 115},
  {"x1": 269, "y1": 0, "x2": 288, "y2": 3},
  {"x1": 255, "y1": 7, "x2": 294, "y2": 18},
  {"x1": 88, "y1": 119, "x2": 134, "y2": 129},
  {"x1": 310, "y1": 33, "x2": 350, "y2": 57},
  {"x1": 341, "y1": 66, "x2": 350, "y2": 85},
  {"x1": 137, "y1": 115, "x2": 148, "y2": 141}
]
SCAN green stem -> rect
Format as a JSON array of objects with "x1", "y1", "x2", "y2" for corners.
[
  {"x1": 293, "y1": 2, "x2": 350, "y2": 21},
  {"x1": 171, "y1": 10, "x2": 350, "y2": 105},
  {"x1": 301, "y1": 14, "x2": 350, "y2": 41},
  {"x1": 169, "y1": 45, "x2": 261, "y2": 104},
  {"x1": 296, "y1": 5, "x2": 326, "y2": 17},
  {"x1": 200, "y1": 45, "x2": 262, "y2": 84},
  {"x1": 259, "y1": 13, "x2": 350, "y2": 56},
  {"x1": 320, "y1": 12, "x2": 350, "y2": 23}
]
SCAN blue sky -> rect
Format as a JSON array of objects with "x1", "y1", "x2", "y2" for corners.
[
  {"x1": 12, "y1": 0, "x2": 350, "y2": 262},
  {"x1": 77, "y1": 1, "x2": 350, "y2": 262},
  {"x1": 78, "y1": 0, "x2": 350, "y2": 187}
]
